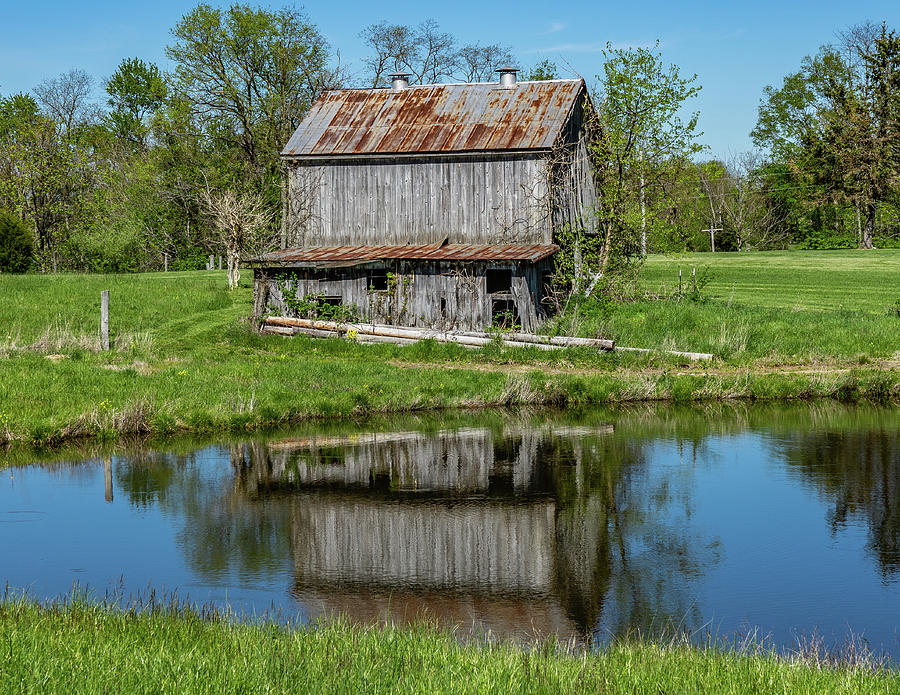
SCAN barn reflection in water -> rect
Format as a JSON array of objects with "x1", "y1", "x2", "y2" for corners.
[{"x1": 226, "y1": 421, "x2": 662, "y2": 641}]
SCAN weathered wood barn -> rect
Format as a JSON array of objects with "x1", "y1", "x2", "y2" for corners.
[{"x1": 249, "y1": 69, "x2": 596, "y2": 332}]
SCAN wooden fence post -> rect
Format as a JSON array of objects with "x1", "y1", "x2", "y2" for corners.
[
  {"x1": 101, "y1": 290, "x2": 109, "y2": 351},
  {"x1": 164, "y1": 253, "x2": 168, "y2": 272},
  {"x1": 678, "y1": 269, "x2": 682, "y2": 295}
]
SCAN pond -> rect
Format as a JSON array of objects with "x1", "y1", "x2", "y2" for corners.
[{"x1": 2, "y1": 402, "x2": 899, "y2": 658}]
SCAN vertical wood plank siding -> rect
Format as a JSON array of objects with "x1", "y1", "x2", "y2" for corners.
[
  {"x1": 262, "y1": 258, "x2": 551, "y2": 332},
  {"x1": 285, "y1": 154, "x2": 553, "y2": 248}
]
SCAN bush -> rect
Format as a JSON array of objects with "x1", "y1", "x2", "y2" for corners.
[{"x1": 0, "y1": 210, "x2": 33, "y2": 272}]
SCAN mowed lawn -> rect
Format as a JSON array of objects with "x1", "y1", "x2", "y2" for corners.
[
  {"x1": 570, "y1": 249, "x2": 900, "y2": 361},
  {"x1": 642, "y1": 250, "x2": 900, "y2": 313}
]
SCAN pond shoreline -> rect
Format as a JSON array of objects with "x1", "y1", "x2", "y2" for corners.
[
  {"x1": 1, "y1": 597, "x2": 896, "y2": 694},
  {"x1": 2, "y1": 361, "x2": 899, "y2": 458}
]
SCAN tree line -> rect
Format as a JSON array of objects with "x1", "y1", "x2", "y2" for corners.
[{"x1": 0, "y1": 5, "x2": 898, "y2": 284}]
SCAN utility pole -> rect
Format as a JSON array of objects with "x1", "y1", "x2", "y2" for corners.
[{"x1": 701, "y1": 227, "x2": 723, "y2": 253}]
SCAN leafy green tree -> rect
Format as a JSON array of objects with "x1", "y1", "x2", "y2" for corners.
[
  {"x1": 753, "y1": 22, "x2": 900, "y2": 249},
  {"x1": 583, "y1": 42, "x2": 702, "y2": 293},
  {"x1": 0, "y1": 93, "x2": 76, "y2": 269},
  {"x1": 167, "y1": 4, "x2": 331, "y2": 185},
  {"x1": 105, "y1": 58, "x2": 168, "y2": 149},
  {"x1": 525, "y1": 59, "x2": 558, "y2": 81},
  {"x1": 0, "y1": 209, "x2": 33, "y2": 272}
]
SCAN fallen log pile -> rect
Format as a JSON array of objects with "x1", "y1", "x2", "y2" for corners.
[{"x1": 260, "y1": 316, "x2": 712, "y2": 360}]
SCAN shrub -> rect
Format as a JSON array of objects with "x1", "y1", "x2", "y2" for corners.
[{"x1": 0, "y1": 210, "x2": 33, "y2": 272}]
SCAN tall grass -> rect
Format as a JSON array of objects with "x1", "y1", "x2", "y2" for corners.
[{"x1": 1, "y1": 596, "x2": 896, "y2": 695}]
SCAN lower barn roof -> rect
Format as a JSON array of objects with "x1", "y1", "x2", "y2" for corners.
[{"x1": 246, "y1": 243, "x2": 559, "y2": 269}]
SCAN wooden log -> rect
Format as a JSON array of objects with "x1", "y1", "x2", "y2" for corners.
[
  {"x1": 614, "y1": 346, "x2": 713, "y2": 361},
  {"x1": 454, "y1": 330, "x2": 614, "y2": 350},
  {"x1": 100, "y1": 290, "x2": 109, "y2": 351},
  {"x1": 264, "y1": 317, "x2": 561, "y2": 350},
  {"x1": 262, "y1": 316, "x2": 709, "y2": 359},
  {"x1": 261, "y1": 325, "x2": 296, "y2": 336},
  {"x1": 355, "y1": 334, "x2": 421, "y2": 346}
]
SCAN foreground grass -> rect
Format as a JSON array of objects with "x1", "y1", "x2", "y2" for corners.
[
  {"x1": 2, "y1": 254, "x2": 900, "y2": 451},
  {"x1": 1, "y1": 599, "x2": 896, "y2": 695}
]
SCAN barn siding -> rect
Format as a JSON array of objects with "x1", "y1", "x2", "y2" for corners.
[
  {"x1": 285, "y1": 154, "x2": 552, "y2": 249},
  {"x1": 260, "y1": 258, "x2": 550, "y2": 332}
]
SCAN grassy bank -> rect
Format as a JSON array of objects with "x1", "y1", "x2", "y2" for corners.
[
  {"x1": 1, "y1": 598, "x2": 896, "y2": 694},
  {"x1": 1, "y1": 251, "x2": 900, "y2": 451}
]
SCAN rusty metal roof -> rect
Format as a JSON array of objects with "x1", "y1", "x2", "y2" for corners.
[
  {"x1": 246, "y1": 243, "x2": 559, "y2": 268},
  {"x1": 282, "y1": 79, "x2": 586, "y2": 158}
]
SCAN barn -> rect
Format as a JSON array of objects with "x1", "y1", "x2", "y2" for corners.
[{"x1": 248, "y1": 69, "x2": 596, "y2": 333}]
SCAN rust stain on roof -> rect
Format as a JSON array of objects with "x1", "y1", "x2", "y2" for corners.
[
  {"x1": 283, "y1": 79, "x2": 586, "y2": 158},
  {"x1": 247, "y1": 244, "x2": 559, "y2": 268}
]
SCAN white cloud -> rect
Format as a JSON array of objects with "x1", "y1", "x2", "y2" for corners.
[{"x1": 542, "y1": 21, "x2": 567, "y2": 35}]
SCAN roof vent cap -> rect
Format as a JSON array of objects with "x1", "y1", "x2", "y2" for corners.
[
  {"x1": 389, "y1": 73, "x2": 411, "y2": 92},
  {"x1": 496, "y1": 67, "x2": 519, "y2": 89}
]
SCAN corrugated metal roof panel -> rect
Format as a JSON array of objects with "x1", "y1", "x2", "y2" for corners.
[
  {"x1": 247, "y1": 244, "x2": 559, "y2": 267},
  {"x1": 282, "y1": 79, "x2": 585, "y2": 157}
]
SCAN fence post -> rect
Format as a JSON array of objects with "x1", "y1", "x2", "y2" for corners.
[
  {"x1": 164, "y1": 253, "x2": 168, "y2": 273},
  {"x1": 104, "y1": 456, "x2": 113, "y2": 503},
  {"x1": 678, "y1": 269, "x2": 682, "y2": 295},
  {"x1": 692, "y1": 266, "x2": 696, "y2": 293},
  {"x1": 101, "y1": 290, "x2": 110, "y2": 351}
]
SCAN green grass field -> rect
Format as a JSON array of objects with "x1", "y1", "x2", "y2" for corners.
[
  {"x1": 1, "y1": 250, "x2": 900, "y2": 449},
  {"x1": 643, "y1": 250, "x2": 900, "y2": 313},
  {"x1": 592, "y1": 250, "x2": 900, "y2": 361},
  {"x1": 2, "y1": 598, "x2": 896, "y2": 695}
]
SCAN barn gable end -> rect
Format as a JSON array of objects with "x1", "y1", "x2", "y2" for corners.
[{"x1": 251, "y1": 74, "x2": 596, "y2": 333}]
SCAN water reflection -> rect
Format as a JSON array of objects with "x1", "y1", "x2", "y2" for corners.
[
  {"x1": 6, "y1": 403, "x2": 899, "y2": 653},
  {"x1": 139, "y1": 418, "x2": 719, "y2": 641},
  {"x1": 780, "y1": 428, "x2": 900, "y2": 576}
]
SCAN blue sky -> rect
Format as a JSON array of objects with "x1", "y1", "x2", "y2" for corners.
[{"x1": 2, "y1": 1, "x2": 898, "y2": 157}]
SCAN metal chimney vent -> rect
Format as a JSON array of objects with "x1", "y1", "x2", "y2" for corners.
[
  {"x1": 390, "y1": 73, "x2": 411, "y2": 92},
  {"x1": 496, "y1": 67, "x2": 519, "y2": 89}
]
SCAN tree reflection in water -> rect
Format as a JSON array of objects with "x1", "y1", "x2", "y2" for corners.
[{"x1": 109, "y1": 403, "x2": 900, "y2": 644}]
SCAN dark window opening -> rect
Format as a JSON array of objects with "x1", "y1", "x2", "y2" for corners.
[
  {"x1": 491, "y1": 298, "x2": 520, "y2": 329},
  {"x1": 486, "y1": 268, "x2": 513, "y2": 294},
  {"x1": 315, "y1": 445, "x2": 346, "y2": 466},
  {"x1": 368, "y1": 273, "x2": 389, "y2": 292},
  {"x1": 320, "y1": 295, "x2": 342, "y2": 308},
  {"x1": 440, "y1": 297, "x2": 447, "y2": 318}
]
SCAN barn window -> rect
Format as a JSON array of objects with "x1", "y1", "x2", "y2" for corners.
[
  {"x1": 368, "y1": 273, "x2": 389, "y2": 292},
  {"x1": 486, "y1": 268, "x2": 512, "y2": 294},
  {"x1": 320, "y1": 295, "x2": 342, "y2": 308}
]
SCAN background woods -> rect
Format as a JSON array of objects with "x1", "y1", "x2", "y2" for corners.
[{"x1": 1, "y1": 7, "x2": 899, "y2": 289}]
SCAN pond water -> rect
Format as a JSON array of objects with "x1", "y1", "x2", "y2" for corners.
[{"x1": 2, "y1": 403, "x2": 899, "y2": 657}]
